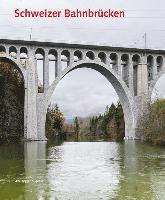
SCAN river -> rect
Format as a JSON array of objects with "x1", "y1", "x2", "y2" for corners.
[{"x1": 0, "y1": 141, "x2": 164, "y2": 200}]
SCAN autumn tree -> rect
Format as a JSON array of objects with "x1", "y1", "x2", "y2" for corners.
[{"x1": 46, "y1": 104, "x2": 65, "y2": 139}]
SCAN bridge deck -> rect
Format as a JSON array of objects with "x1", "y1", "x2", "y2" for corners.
[{"x1": 0, "y1": 38, "x2": 165, "y2": 54}]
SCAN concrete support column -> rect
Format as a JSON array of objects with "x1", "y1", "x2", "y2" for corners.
[
  {"x1": 69, "y1": 51, "x2": 74, "y2": 67},
  {"x1": 16, "y1": 47, "x2": 20, "y2": 62},
  {"x1": 152, "y1": 56, "x2": 157, "y2": 80},
  {"x1": 82, "y1": 52, "x2": 86, "y2": 60},
  {"x1": 136, "y1": 55, "x2": 149, "y2": 119},
  {"x1": 137, "y1": 61, "x2": 148, "y2": 96},
  {"x1": 5, "y1": 46, "x2": 9, "y2": 57},
  {"x1": 25, "y1": 55, "x2": 38, "y2": 140},
  {"x1": 44, "y1": 51, "x2": 49, "y2": 91},
  {"x1": 117, "y1": 54, "x2": 122, "y2": 77},
  {"x1": 36, "y1": 95, "x2": 47, "y2": 140},
  {"x1": 129, "y1": 57, "x2": 134, "y2": 95},
  {"x1": 56, "y1": 50, "x2": 62, "y2": 77},
  {"x1": 105, "y1": 53, "x2": 110, "y2": 66}
]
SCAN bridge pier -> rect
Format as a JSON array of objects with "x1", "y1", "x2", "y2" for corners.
[{"x1": 24, "y1": 58, "x2": 38, "y2": 141}]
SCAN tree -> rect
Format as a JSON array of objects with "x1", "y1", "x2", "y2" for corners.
[
  {"x1": 46, "y1": 104, "x2": 65, "y2": 139},
  {"x1": 78, "y1": 101, "x2": 125, "y2": 141},
  {"x1": 53, "y1": 107, "x2": 64, "y2": 132},
  {"x1": 74, "y1": 117, "x2": 80, "y2": 134}
]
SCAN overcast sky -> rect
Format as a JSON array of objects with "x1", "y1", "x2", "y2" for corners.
[{"x1": 0, "y1": 0, "x2": 165, "y2": 118}]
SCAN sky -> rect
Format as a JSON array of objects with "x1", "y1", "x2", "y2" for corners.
[{"x1": 0, "y1": 0, "x2": 165, "y2": 118}]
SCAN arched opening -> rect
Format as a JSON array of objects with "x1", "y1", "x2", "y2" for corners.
[
  {"x1": 0, "y1": 46, "x2": 6, "y2": 55},
  {"x1": 35, "y1": 48, "x2": 45, "y2": 93},
  {"x1": 147, "y1": 55, "x2": 154, "y2": 81},
  {"x1": 20, "y1": 47, "x2": 28, "y2": 65},
  {"x1": 121, "y1": 54, "x2": 129, "y2": 87},
  {"x1": 9, "y1": 46, "x2": 17, "y2": 59},
  {"x1": 74, "y1": 50, "x2": 82, "y2": 62},
  {"x1": 61, "y1": 50, "x2": 70, "y2": 71},
  {"x1": 86, "y1": 51, "x2": 95, "y2": 60},
  {"x1": 0, "y1": 58, "x2": 24, "y2": 143},
  {"x1": 156, "y1": 56, "x2": 163, "y2": 73},
  {"x1": 42, "y1": 62, "x2": 135, "y2": 141},
  {"x1": 132, "y1": 54, "x2": 140, "y2": 96},
  {"x1": 48, "y1": 49, "x2": 57, "y2": 85},
  {"x1": 45, "y1": 68, "x2": 125, "y2": 141},
  {"x1": 98, "y1": 52, "x2": 106, "y2": 63},
  {"x1": 110, "y1": 53, "x2": 118, "y2": 72}
]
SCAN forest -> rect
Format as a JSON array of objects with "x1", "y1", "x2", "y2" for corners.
[{"x1": 45, "y1": 102, "x2": 125, "y2": 141}]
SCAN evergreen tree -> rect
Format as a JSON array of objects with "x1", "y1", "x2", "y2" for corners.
[{"x1": 74, "y1": 117, "x2": 80, "y2": 134}]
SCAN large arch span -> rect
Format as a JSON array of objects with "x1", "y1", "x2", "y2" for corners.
[{"x1": 37, "y1": 60, "x2": 138, "y2": 140}]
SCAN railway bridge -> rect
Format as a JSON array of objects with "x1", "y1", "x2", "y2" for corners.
[{"x1": 0, "y1": 39, "x2": 164, "y2": 140}]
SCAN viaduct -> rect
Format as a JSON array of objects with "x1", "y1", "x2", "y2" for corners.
[{"x1": 0, "y1": 39, "x2": 165, "y2": 140}]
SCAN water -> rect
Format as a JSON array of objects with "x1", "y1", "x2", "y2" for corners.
[{"x1": 0, "y1": 141, "x2": 164, "y2": 200}]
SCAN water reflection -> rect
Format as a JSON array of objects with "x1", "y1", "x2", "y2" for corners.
[
  {"x1": 24, "y1": 142, "x2": 47, "y2": 199},
  {"x1": 0, "y1": 143, "x2": 25, "y2": 199},
  {"x1": 0, "y1": 141, "x2": 164, "y2": 199},
  {"x1": 47, "y1": 142, "x2": 121, "y2": 199},
  {"x1": 112, "y1": 141, "x2": 165, "y2": 200}
]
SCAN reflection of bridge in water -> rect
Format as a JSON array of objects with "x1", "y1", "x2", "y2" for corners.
[
  {"x1": 1, "y1": 141, "x2": 164, "y2": 199},
  {"x1": 0, "y1": 39, "x2": 165, "y2": 140}
]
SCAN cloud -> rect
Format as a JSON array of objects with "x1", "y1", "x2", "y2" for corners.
[{"x1": 51, "y1": 69, "x2": 118, "y2": 117}]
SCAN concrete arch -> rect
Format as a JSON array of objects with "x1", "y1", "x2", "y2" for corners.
[
  {"x1": 86, "y1": 51, "x2": 95, "y2": 60},
  {"x1": 9, "y1": 46, "x2": 18, "y2": 59},
  {"x1": 35, "y1": 48, "x2": 45, "y2": 57},
  {"x1": 156, "y1": 56, "x2": 163, "y2": 73},
  {"x1": 20, "y1": 47, "x2": 28, "y2": 57},
  {"x1": 37, "y1": 60, "x2": 138, "y2": 140},
  {"x1": 0, "y1": 45, "x2": 6, "y2": 53},
  {"x1": 48, "y1": 49, "x2": 57, "y2": 58},
  {"x1": 98, "y1": 52, "x2": 106, "y2": 63},
  {"x1": 61, "y1": 50, "x2": 70, "y2": 69},
  {"x1": 74, "y1": 50, "x2": 83, "y2": 61},
  {"x1": 110, "y1": 53, "x2": 118, "y2": 61},
  {"x1": 132, "y1": 54, "x2": 141, "y2": 63}
]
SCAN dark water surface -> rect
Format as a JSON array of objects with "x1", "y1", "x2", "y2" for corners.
[{"x1": 0, "y1": 141, "x2": 164, "y2": 200}]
